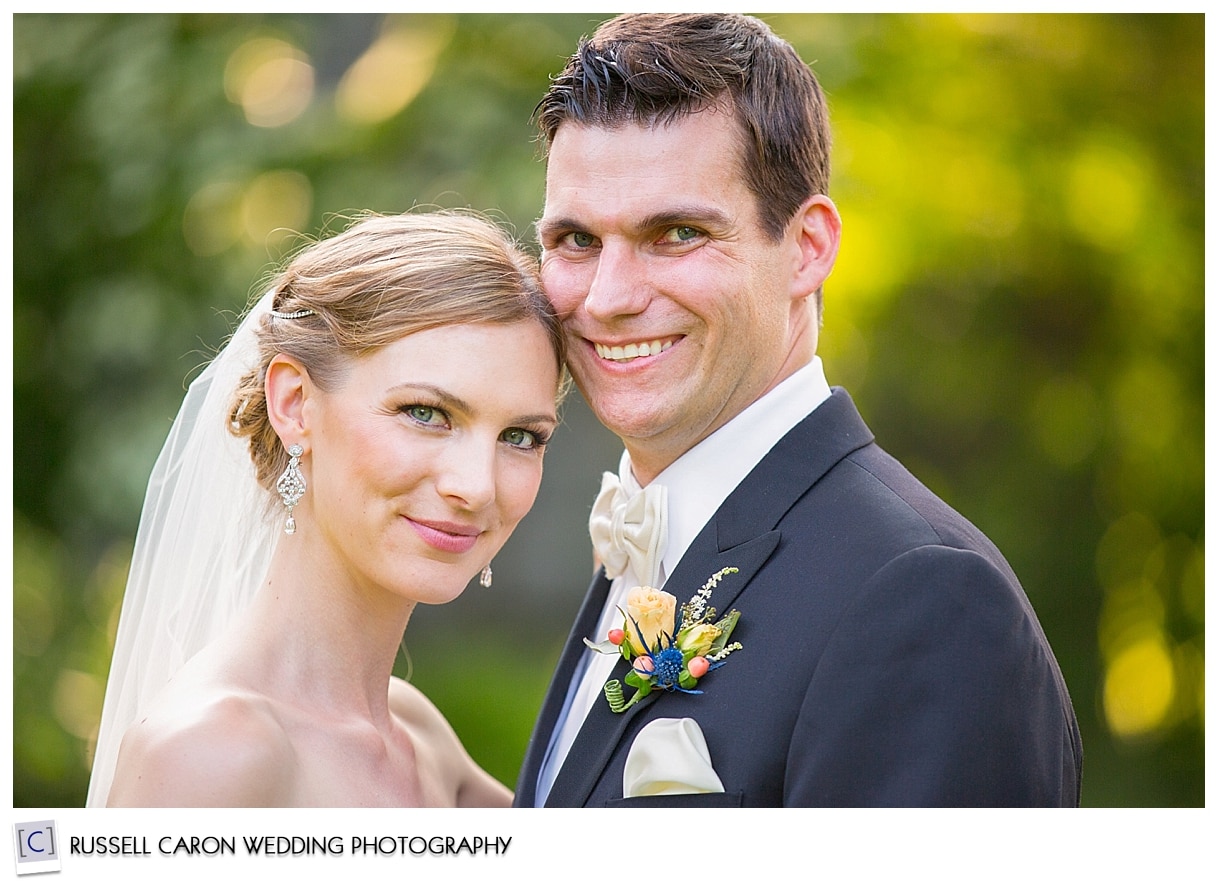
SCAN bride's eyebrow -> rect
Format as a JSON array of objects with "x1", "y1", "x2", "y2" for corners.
[
  {"x1": 514, "y1": 411, "x2": 560, "y2": 431},
  {"x1": 388, "y1": 383, "x2": 470, "y2": 413}
]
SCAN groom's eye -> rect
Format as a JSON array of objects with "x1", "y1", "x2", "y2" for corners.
[{"x1": 658, "y1": 225, "x2": 704, "y2": 246}]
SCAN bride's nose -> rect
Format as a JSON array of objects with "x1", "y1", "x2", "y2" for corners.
[{"x1": 434, "y1": 435, "x2": 496, "y2": 511}]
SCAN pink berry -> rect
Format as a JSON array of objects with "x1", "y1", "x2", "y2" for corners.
[
  {"x1": 633, "y1": 656, "x2": 655, "y2": 675},
  {"x1": 608, "y1": 628, "x2": 625, "y2": 646},
  {"x1": 688, "y1": 656, "x2": 710, "y2": 678}
]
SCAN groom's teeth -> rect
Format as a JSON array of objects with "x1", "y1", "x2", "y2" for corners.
[{"x1": 595, "y1": 339, "x2": 675, "y2": 362}]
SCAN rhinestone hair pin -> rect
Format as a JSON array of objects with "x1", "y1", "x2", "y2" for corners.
[{"x1": 269, "y1": 308, "x2": 316, "y2": 319}]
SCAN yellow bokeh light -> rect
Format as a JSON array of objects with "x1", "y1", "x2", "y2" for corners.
[
  {"x1": 1065, "y1": 135, "x2": 1149, "y2": 252},
  {"x1": 52, "y1": 669, "x2": 105, "y2": 741},
  {"x1": 937, "y1": 148, "x2": 1025, "y2": 239},
  {"x1": 829, "y1": 209, "x2": 908, "y2": 319},
  {"x1": 225, "y1": 36, "x2": 315, "y2": 128},
  {"x1": 182, "y1": 180, "x2": 243, "y2": 257},
  {"x1": 1097, "y1": 579, "x2": 1164, "y2": 664},
  {"x1": 240, "y1": 169, "x2": 313, "y2": 250},
  {"x1": 336, "y1": 21, "x2": 454, "y2": 125},
  {"x1": 833, "y1": 113, "x2": 905, "y2": 189},
  {"x1": 1103, "y1": 634, "x2": 1176, "y2": 739}
]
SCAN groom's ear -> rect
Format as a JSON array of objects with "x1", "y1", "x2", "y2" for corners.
[
  {"x1": 789, "y1": 193, "x2": 842, "y2": 302},
  {"x1": 265, "y1": 354, "x2": 311, "y2": 443}
]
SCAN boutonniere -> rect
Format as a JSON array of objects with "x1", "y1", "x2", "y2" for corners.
[{"x1": 584, "y1": 566, "x2": 743, "y2": 713}]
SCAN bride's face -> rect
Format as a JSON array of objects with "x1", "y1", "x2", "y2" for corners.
[{"x1": 301, "y1": 320, "x2": 560, "y2": 605}]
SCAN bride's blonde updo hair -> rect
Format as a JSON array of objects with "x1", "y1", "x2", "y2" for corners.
[{"x1": 229, "y1": 210, "x2": 567, "y2": 490}]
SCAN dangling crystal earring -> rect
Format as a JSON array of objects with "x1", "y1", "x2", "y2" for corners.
[
  {"x1": 479, "y1": 565, "x2": 493, "y2": 588},
  {"x1": 276, "y1": 444, "x2": 306, "y2": 534}
]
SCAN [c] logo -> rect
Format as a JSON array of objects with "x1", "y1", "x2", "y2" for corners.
[{"x1": 12, "y1": 820, "x2": 61, "y2": 876}]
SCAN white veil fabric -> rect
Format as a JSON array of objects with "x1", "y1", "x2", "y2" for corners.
[{"x1": 87, "y1": 292, "x2": 282, "y2": 807}]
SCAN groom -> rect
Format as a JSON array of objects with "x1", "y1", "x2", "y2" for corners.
[{"x1": 516, "y1": 13, "x2": 1082, "y2": 807}]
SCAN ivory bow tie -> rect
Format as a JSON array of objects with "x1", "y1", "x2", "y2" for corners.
[{"x1": 588, "y1": 471, "x2": 668, "y2": 587}]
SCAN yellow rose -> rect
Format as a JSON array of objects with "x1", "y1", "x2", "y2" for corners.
[
  {"x1": 677, "y1": 622, "x2": 721, "y2": 657},
  {"x1": 622, "y1": 585, "x2": 677, "y2": 655}
]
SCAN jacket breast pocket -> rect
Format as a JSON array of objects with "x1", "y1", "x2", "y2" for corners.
[{"x1": 603, "y1": 791, "x2": 744, "y2": 808}]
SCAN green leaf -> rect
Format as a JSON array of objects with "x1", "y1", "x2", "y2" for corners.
[
  {"x1": 709, "y1": 609, "x2": 741, "y2": 654},
  {"x1": 583, "y1": 637, "x2": 619, "y2": 655}
]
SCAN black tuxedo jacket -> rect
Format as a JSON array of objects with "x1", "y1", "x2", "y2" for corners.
[{"x1": 515, "y1": 388, "x2": 1082, "y2": 807}]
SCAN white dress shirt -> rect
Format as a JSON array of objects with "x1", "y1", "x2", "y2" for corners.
[{"x1": 533, "y1": 357, "x2": 833, "y2": 805}]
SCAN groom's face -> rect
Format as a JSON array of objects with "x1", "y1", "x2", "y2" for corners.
[{"x1": 537, "y1": 109, "x2": 805, "y2": 482}]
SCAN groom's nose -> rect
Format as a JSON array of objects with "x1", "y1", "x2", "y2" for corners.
[{"x1": 584, "y1": 242, "x2": 652, "y2": 322}]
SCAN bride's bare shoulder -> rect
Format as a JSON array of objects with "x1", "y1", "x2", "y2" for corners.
[
  {"x1": 387, "y1": 677, "x2": 512, "y2": 807},
  {"x1": 106, "y1": 687, "x2": 293, "y2": 807},
  {"x1": 387, "y1": 677, "x2": 452, "y2": 734}
]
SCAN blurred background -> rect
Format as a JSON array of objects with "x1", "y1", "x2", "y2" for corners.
[{"x1": 12, "y1": 13, "x2": 1203, "y2": 807}]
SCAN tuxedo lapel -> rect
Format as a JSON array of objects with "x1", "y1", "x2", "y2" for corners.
[
  {"x1": 536, "y1": 389, "x2": 875, "y2": 806},
  {"x1": 665, "y1": 388, "x2": 874, "y2": 614},
  {"x1": 514, "y1": 570, "x2": 612, "y2": 807},
  {"x1": 543, "y1": 528, "x2": 781, "y2": 806},
  {"x1": 542, "y1": 651, "x2": 646, "y2": 806},
  {"x1": 714, "y1": 388, "x2": 874, "y2": 552}
]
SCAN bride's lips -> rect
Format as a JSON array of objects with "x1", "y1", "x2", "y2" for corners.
[{"x1": 407, "y1": 517, "x2": 482, "y2": 554}]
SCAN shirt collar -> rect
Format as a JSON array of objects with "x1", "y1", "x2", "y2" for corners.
[{"x1": 620, "y1": 356, "x2": 832, "y2": 580}]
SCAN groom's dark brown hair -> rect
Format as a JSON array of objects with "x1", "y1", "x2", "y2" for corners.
[{"x1": 533, "y1": 13, "x2": 832, "y2": 246}]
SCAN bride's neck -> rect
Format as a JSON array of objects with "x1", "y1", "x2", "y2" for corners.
[{"x1": 228, "y1": 547, "x2": 416, "y2": 721}]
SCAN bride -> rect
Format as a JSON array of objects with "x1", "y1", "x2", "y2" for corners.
[{"x1": 87, "y1": 211, "x2": 566, "y2": 807}]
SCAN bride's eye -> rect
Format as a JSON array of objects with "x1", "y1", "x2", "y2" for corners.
[
  {"x1": 501, "y1": 427, "x2": 548, "y2": 450},
  {"x1": 403, "y1": 405, "x2": 449, "y2": 428}
]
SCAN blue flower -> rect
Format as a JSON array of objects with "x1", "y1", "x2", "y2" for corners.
[
  {"x1": 585, "y1": 566, "x2": 743, "y2": 714},
  {"x1": 633, "y1": 640, "x2": 702, "y2": 695}
]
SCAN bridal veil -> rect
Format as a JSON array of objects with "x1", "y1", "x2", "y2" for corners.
[{"x1": 87, "y1": 292, "x2": 280, "y2": 806}]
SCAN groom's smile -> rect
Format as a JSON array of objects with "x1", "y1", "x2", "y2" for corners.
[{"x1": 592, "y1": 336, "x2": 680, "y2": 364}]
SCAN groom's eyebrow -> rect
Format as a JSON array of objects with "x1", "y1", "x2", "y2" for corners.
[
  {"x1": 536, "y1": 205, "x2": 734, "y2": 244},
  {"x1": 636, "y1": 205, "x2": 733, "y2": 235},
  {"x1": 535, "y1": 215, "x2": 580, "y2": 245}
]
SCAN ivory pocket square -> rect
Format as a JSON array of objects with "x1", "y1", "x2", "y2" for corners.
[{"x1": 623, "y1": 717, "x2": 725, "y2": 798}]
